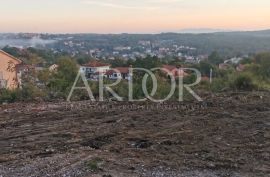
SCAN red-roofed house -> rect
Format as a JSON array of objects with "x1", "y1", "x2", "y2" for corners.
[
  {"x1": 80, "y1": 60, "x2": 111, "y2": 79},
  {"x1": 106, "y1": 67, "x2": 132, "y2": 80},
  {"x1": 162, "y1": 65, "x2": 188, "y2": 78},
  {"x1": 219, "y1": 63, "x2": 230, "y2": 70},
  {"x1": 236, "y1": 64, "x2": 245, "y2": 72}
]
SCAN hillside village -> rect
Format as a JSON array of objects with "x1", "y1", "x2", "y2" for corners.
[
  {"x1": 0, "y1": 48, "x2": 249, "y2": 91},
  {"x1": 1, "y1": 32, "x2": 265, "y2": 62},
  {"x1": 0, "y1": 51, "x2": 190, "y2": 91}
]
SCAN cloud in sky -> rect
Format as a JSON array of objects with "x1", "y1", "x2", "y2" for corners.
[
  {"x1": 80, "y1": 0, "x2": 186, "y2": 10},
  {"x1": 81, "y1": 0, "x2": 159, "y2": 10}
]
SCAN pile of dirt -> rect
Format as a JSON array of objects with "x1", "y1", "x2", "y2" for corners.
[{"x1": 0, "y1": 92, "x2": 269, "y2": 177}]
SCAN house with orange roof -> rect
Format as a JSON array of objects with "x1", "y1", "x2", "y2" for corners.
[
  {"x1": 236, "y1": 64, "x2": 245, "y2": 72},
  {"x1": 162, "y1": 65, "x2": 189, "y2": 78},
  {"x1": 80, "y1": 60, "x2": 111, "y2": 79},
  {"x1": 0, "y1": 50, "x2": 22, "y2": 89},
  {"x1": 219, "y1": 63, "x2": 230, "y2": 70},
  {"x1": 105, "y1": 67, "x2": 132, "y2": 80}
]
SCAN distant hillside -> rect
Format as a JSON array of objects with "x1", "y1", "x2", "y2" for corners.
[
  {"x1": 173, "y1": 28, "x2": 233, "y2": 34},
  {"x1": 153, "y1": 30, "x2": 270, "y2": 56},
  {"x1": 1, "y1": 29, "x2": 270, "y2": 57}
]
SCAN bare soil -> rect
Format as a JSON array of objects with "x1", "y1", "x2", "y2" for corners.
[{"x1": 0, "y1": 92, "x2": 269, "y2": 177}]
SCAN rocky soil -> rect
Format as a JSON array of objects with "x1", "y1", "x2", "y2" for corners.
[{"x1": 0, "y1": 92, "x2": 269, "y2": 177}]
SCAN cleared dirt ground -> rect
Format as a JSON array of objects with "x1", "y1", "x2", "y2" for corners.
[{"x1": 0, "y1": 92, "x2": 269, "y2": 177}]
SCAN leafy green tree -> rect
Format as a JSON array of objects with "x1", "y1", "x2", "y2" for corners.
[
  {"x1": 2, "y1": 46, "x2": 21, "y2": 57},
  {"x1": 208, "y1": 51, "x2": 223, "y2": 65},
  {"x1": 254, "y1": 52, "x2": 270, "y2": 79},
  {"x1": 196, "y1": 61, "x2": 215, "y2": 76},
  {"x1": 57, "y1": 57, "x2": 78, "y2": 82},
  {"x1": 38, "y1": 69, "x2": 51, "y2": 85},
  {"x1": 240, "y1": 57, "x2": 253, "y2": 65},
  {"x1": 48, "y1": 57, "x2": 79, "y2": 97},
  {"x1": 76, "y1": 55, "x2": 93, "y2": 65},
  {"x1": 129, "y1": 56, "x2": 162, "y2": 69},
  {"x1": 110, "y1": 58, "x2": 127, "y2": 67},
  {"x1": 27, "y1": 53, "x2": 44, "y2": 65}
]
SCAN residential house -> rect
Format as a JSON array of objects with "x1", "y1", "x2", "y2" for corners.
[
  {"x1": 219, "y1": 63, "x2": 230, "y2": 70},
  {"x1": 0, "y1": 50, "x2": 22, "y2": 89},
  {"x1": 80, "y1": 60, "x2": 111, "y2": 79},
  {"x1": 49, "y1": 64, "x2": 59, "y2": 72},
  {"x1": 224, "y1": 57, "x2": 243, "y2": 64},
  {"x1": 201, "y1": 76, "x2": 210, "y2": 82},
  {"x1": 236, "y1": 64, "x2": 245, "y2": 72},
  {"x1": 106, "y1": 67, "x2": 132, "y2": 80},
  {"x1": 162, "y1": 65, "x2": 188, "y2": 78}
]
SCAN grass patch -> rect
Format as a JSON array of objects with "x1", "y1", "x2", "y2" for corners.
[{"x1": 85, "y1": 158, "x2": 103, "y2": 171}]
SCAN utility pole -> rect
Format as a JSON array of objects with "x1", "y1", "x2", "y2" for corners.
[{"x1": 210, "y1": 68, "x2": 213, "y2": 84}]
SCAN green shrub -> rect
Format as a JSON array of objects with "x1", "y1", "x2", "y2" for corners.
[
  {"x1": 0, "y1": 89, "x2": 18, "y2": 103},
  {"x1": 85, "y1": 158, "x2": 103, "y2": 171},
  {"x1": 230, "y1": 73, "x2": 257, "y2": 91},
  {"x1": 210, "y1": 78, "x2": 229, "y2": 92}
]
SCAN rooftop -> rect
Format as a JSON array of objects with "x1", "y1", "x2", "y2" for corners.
[
  {"x1": 106, "y1": 67, "x2": 130, "y2": 75},
  {"x1": 0, "y1": 50, "x2": 22, "y2": 64}
]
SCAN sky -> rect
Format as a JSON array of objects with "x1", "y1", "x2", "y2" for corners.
[{"x1": 0, "y1": 0, "x2": 270, "y2": 33}]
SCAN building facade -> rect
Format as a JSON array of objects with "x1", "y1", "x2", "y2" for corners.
[
  {"x1": 0, "y1": 50, "x2": 22, "y2": 89},
  {"x1": 80, "y1": 60, "x2": 111, "y2": 80},
  {"x1": 106, "y1": 67, "x2": 132, "y2": 80}
]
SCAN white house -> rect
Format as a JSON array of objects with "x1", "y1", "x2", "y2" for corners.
[
  {"x1": 80, "y1": 60, "x2": 111, "y2": 79},
  {"x1": 105, "y1": 67, "x2": 132, "y2": 80},
  {"x1": 49, "y1": 64, "x2": 59, "y2": 72},
  {"x1": 224, "y1": 57, "x2": 243, "y2": 64}
]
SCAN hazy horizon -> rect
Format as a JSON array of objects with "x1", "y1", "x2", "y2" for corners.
[
  {"x1": 1, "y1": 28, "x2": 270, "y2": 35},
  {"x1": 1, "y1": 0, "x2": 270, "y2": 33}
]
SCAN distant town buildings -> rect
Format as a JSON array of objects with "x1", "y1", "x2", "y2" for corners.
[{"x1": 47, "y1": 34, "x2": 202, "y2": 62}]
